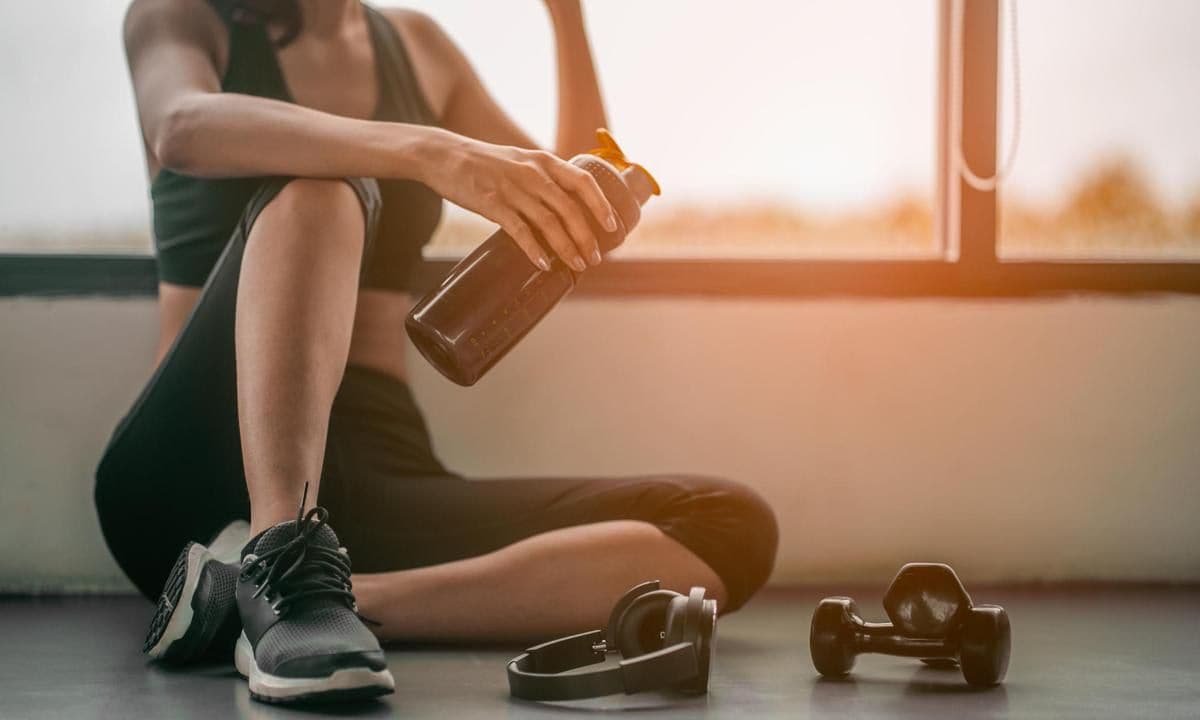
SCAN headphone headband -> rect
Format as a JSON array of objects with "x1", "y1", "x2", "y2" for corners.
[
  {"x1": 506, "y1": 630, "x2": 700, "y2": 701},
  {"x1": 505, "y1": 582, "x2": 715, "y2": 702}
]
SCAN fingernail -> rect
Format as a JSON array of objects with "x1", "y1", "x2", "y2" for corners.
[
  {"x1": 591, "y1": 249, "x2": 602, "y2": 265},
  {"x1": 538, "y1": 257, "x2": 551, "y2": 271},
  {"x1": 573, "y1": 258, "x2": 587, "y2": 272},
  {"x1": 605, "y1": 212, "x2": 618, "y2": 232}
]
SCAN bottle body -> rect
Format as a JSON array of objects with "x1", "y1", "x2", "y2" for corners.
[
  {"x1": 406, "y1": 141, "x2": 658, "y2": 386},
  {"x1": 405, "y1": 229, "x2": 578, "y2": 386}
]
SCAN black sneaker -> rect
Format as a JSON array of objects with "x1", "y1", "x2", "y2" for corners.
[
  {"x1": 143, "y1": 520, "x2": 249, "y2": 664},
  {"x1": 234, "y1": 505, "x2": 394, "y2": 703}
]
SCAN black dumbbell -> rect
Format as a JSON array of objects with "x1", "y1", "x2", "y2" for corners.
[{"x1": 809, "y1": 562, "x2": 1010, "y2": 686}]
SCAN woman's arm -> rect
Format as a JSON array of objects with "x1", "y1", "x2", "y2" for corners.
[
  {"x1": 544, "y1": 0, "x2": 608, "y2": 158},
  {"x1": 125, "y1": 0, "x2": 438, "y2": 180},
  {"x1": 125, "y1": 0, "x2": 614, "y2": 271}
]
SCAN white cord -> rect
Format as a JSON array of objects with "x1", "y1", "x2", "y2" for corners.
[{"x1": 952, "y1": 0, "x2": 1021, "y2": 192}]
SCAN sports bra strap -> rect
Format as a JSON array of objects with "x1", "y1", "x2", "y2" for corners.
[
  {"x1": 202, "y1": 0, "x2": 239, "y2": 27},
  {"x1": 364, "y1": 4, "x2": 439, "y2": 126}
]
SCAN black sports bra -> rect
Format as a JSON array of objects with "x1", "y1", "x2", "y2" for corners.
[{"x1": 150, "y1": 2, "x2": 443, "y2": 291}]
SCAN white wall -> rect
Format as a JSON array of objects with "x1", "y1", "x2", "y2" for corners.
[{"x1": 2, "y1": 294, "x2": 1198, "y2": 592}]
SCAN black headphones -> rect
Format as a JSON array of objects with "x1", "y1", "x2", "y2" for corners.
[{"x1": 506, "y1": 581, "x2": 718, "y2": 701}]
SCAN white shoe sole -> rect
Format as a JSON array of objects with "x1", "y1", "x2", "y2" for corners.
[
  {"x1": 234, "y1": 631, "x2": 395, "y2": 703},
  {"x1": 144, "y1": 543, "x2": 209, "y2": 660},
  {"x1": 144, "y1": 520, "x2": 248, "y2": 663}
]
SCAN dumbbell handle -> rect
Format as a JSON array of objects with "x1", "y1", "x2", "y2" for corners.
[{"x1": 848, "y1": 620, "x2": 957, "y2": 659}]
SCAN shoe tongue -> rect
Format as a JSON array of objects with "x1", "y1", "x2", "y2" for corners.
[{"x1": 251, "y1": 517, "x2": 340, "y2": 557}]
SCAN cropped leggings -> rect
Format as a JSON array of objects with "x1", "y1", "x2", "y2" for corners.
[{"x1": 94, "y1": 177, "x2": 778, "y2": 612}]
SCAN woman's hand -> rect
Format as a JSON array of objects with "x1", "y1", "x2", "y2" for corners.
[{"x1": 417, "y1": 130, "x2": 617, "y2": 272}]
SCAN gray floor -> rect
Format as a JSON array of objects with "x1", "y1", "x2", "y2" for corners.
[{"x1": 2, "y1": 586, "x2": 1197, "y2": 719}]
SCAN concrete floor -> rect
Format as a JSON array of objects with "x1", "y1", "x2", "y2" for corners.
[{"x1": 1, "y1": 586, "x2": 1197, "y2": 719}]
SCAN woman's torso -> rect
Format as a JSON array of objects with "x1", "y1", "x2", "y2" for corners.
[{"x1": 148, "y1": 2, "x2": 451, "y2": 380}]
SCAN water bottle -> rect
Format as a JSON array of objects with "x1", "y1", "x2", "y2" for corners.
[{"x1": 406, "y1": 130, "x2": 660, "y2": 386}]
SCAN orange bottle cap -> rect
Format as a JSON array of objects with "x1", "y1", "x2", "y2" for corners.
[{"x1": 587, "y1": 129, "x2": 661, "y2": 196}]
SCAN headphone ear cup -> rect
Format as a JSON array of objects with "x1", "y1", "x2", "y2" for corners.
[
  {"x1": 614, "y1": 591, "x2": 677, "y2": 658},
  {"x1": 662, "y1": 595, "x2": 690, "y2": 645},
  {"x1": 657, "y1": 589, "x2": 715, "y2": 695},
  {"x1": 694, "y1": 592, "x2": 718, "y2": 693},
  {"x1": 604, "y1": 581, "x2": 661, "y2": 647}
]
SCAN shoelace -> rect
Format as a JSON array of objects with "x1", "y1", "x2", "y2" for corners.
[{"x1": 240, "y1": 500, "x2": 355, "y2": 617}]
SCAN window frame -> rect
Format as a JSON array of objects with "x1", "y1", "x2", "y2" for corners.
[{"x1": 2, "y1": 0, "x2": 1199, "y2": 298}]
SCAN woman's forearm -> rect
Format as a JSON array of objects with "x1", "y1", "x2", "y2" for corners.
[
  {"x1": 546, "y1": 1, "x2": 608, "y2": 157},
  {"x1": 154, "y1": 91, "x2": 450, "y2": 182}
]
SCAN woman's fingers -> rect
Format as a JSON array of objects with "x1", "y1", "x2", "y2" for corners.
[
  {"x1": 510, "y1": 187, "x2": 588, "y2": 272},
  {"x1": 492, "y1": 207, "x2": 551, "y2": 271},
  {"x1": 439, "y1": 142, "x2": 622, "y2": 273},
  {"x1": 547, "y1": 159, "x2": 619, "y2": 236},
  {"x1": 535, "y1": 171, "x2": 603, "y2": 266},
  {"x1": 525, "y1": 152, "x2": 618, "y2": 267}
]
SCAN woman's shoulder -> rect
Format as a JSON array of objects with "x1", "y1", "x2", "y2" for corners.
[
  {"x1": 125, "y1": 0, "x2": 228, "y2": 39},
  {"x1": 124, "y1": 0, "x2": 228, "y2": 65},
  {"x1": 374, "y1": 5, "x2": 458, "y2": 66}
]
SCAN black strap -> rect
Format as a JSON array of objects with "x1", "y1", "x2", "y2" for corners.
[
  {"x1": 619, "y1": 642, "x2": 701, "y2": 694},
  {"x1": 506, "y1": 630, "x2": 700, "y2": 701},
  {"x1": 363, "y1": 4, "x2": 440, "y2": 126},
  {"x1": 203, "y1": 0, "x2": 237, "y2": 26}
]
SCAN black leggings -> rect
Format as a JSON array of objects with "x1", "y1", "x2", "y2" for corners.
[{"x1": 94, "y1": 177, "x2": 778, "y2": 612}]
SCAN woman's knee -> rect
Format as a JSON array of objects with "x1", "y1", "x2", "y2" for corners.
[
  {"x1": 651, "y1": 474, "x2": 779, "y2": 612},
  {"x1": 93, "y1": 454, "x2": 156, "y2": 599},
  {"x1": 93, "y1": 455, "x2": 119, "y2": 532},
  {"x1": 254, "y1": 178, "x2": 368, "y2": 248},
  {"x1": 271, "y1": 177, "x2": 362, "y2": 213}
]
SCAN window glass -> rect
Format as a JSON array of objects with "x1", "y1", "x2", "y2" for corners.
[
  {"x1": 416, "y1": 0, "x2": 940, "y2": 259},
  {"x1": 998, "y1": 0, "x2": 1200, "y2": 259},
  {"x1": 0, "y1": 2, "x2": 151, "y2": 253},
  {"x1": 0, "y1": 1, "x2": 938, "y2": 259}
]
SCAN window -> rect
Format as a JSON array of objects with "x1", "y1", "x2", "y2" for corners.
[
  {"x1": 997, "y1": 0, "x2": 1200, "y2": 259},
  {"x1": 2, "y1": 0, "x2": 1198, "y2": 298},
  {"x1": 0, "y1": 3, "x2": 151, "y2": 254},
  {"x1": 414, "y1": 0, "x2": 941, "y2": 260}
]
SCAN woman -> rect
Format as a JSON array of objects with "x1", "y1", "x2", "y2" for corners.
[{"x1": 95, "y1": 0, "x2": 777, "y2": 704}]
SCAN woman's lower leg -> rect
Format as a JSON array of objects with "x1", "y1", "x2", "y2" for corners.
[
  {"x1": 235, "y1": 180, "x2": 365, "y2": 536},
  {"x1": 352, "y1": 520, "x2": 729, "y2": 643}
]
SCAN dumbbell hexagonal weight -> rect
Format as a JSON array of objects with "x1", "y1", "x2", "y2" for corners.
[{"x1": 809, "y1": 563, "x2": 1010, "y2": 686}]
